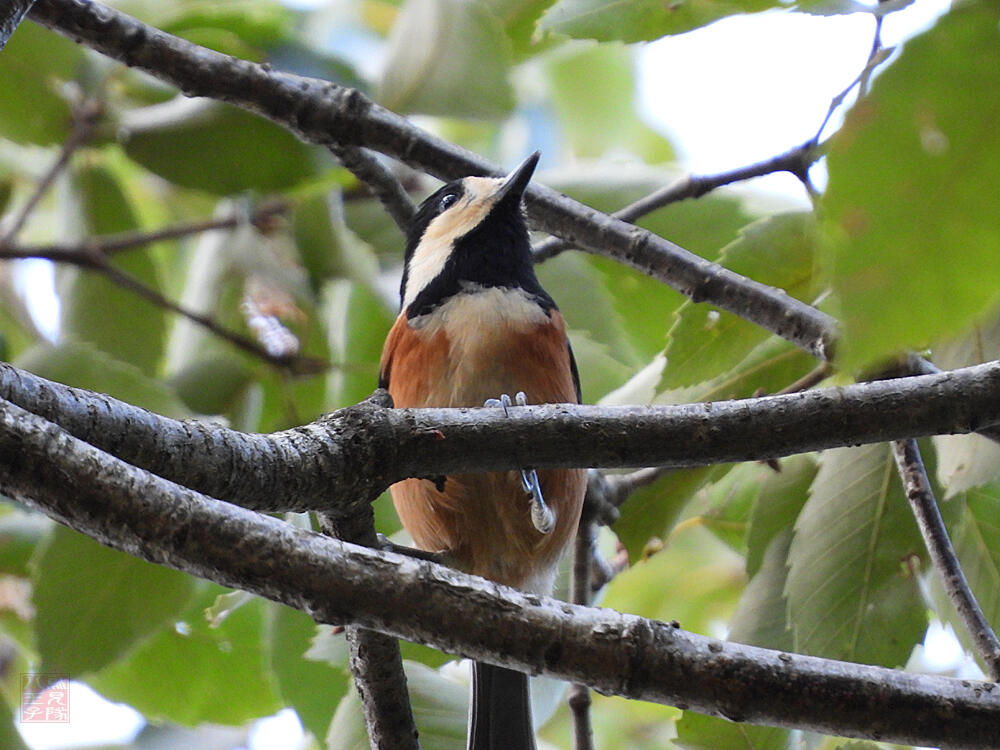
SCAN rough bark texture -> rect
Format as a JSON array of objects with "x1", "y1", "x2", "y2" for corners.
[
  {"x1": 1, "y1": 360, "x2": 997, "y2": 513},
  {"x1": 0, "y1": 396, "x2": 998, "y2": 748}
]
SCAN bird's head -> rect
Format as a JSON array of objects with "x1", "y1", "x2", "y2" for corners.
[{"x1": 400, "y1": 152, "x2": 542, "y2": 317}]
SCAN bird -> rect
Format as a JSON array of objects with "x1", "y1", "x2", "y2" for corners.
[{"x1": 378, "y1": 151, "x2": 586, "y2": 750}]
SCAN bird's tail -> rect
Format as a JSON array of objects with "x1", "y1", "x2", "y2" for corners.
[{"x1": 468, "y1": 661, "x2": 537, "y2": 750}]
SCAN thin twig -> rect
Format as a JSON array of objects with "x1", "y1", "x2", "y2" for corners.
[
  {"x1": 0, "y1": 99, "x2": 101, "y2": 244},
  {"x1": 891, "y1": 438, "x2": 1000, "y2": 680},
  {"x1": 569, "y1": 522, "x2": 596, "y2": 750},
  {"x1": 775, "y1": 362, "x2": 834, "y2": 396},
  {"x1": 813, "y1": 13, "x2": 888, "y2": 143},
  {"x1": 532, "y1": 142, "x2": 819, "y2": 262},
  {"x1": 0, "y1": 201, "x2": 290, "y2": 259},
  {"x1": 44, "y1": 248, "x2": 323, "y2": 373},
  {"x1": 857, "y1": 14, "x2": 885, "y2": 99},
  {"x1": 3, "y1": 191, "x2": 321, "y2": 373},
  {"x1": 331, "y1": 145, "x2": 415, "y2": 233},
  {"x1": 94, "y1": 258, "x2": 325, "y2": 374}
]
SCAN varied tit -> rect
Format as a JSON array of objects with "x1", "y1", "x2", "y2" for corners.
[{"x1": 379, "y1": 152, "x2": 586, "y2": 750}]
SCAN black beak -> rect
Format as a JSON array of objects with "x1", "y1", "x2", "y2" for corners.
[{"x1": 493, "y1": 151, "x2": 540, "y2": 205}]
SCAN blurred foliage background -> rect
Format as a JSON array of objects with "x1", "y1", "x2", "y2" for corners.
[{"x1": 0, "y1": 0, "x2": 998, "y2": 748}]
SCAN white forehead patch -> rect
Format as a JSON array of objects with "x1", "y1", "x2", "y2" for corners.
[{"x1": 402, "y1": 176, "x2": 505, "y2": 308}]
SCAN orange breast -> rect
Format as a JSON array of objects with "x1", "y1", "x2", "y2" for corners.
[{"x1": 380, "y1": 292, "x2": 586, "y2": 593}]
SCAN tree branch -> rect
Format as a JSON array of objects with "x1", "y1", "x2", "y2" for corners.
[
  {"x1": 891, "y1": 438, "x2": 1000, "y2": 680},
  {"x1": 532, "y1": 141, "x2": 819, "y2": 262},
  {"x1": 0, "y1": 201, "x2": 289, "y2": 259},
  {"x1": 0, "y1": 395, "x2": 998, "y2": 748},
  {"x1": 0, "y1": 0, "x2": 36, "y2": 50},
  {"x1": 330, "y1": 145, "x2": 415, "y2": 234},
  {"x1": 319, "y1": 507, "x2": 419, "y2": 750},
  {"x1": 0, "y1": 98, "x2": 100, "y2": 244},
  {"x1": 570, "y1": 523, "x2": 596, "y2": 750},
  {"x1": 27, "y1": 0, "x2": 837, "y2": 360},
  {"x1": 0, "y1": 359, "x2": 998, "y2": 516}
]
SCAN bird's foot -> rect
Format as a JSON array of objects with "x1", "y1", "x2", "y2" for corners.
[{"x1": 484, "y1": 391, "x2": 555, "y2": 535}]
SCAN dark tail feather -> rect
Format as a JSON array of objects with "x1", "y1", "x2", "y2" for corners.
[{"x1": 468, "y1": 661, "x2": 537, "y2": 750}]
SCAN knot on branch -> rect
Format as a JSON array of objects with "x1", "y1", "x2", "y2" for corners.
[{"x1": 315, "y1": 389, "x2": 396, "y2": 513}]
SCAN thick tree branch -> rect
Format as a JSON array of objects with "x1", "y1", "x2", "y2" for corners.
[
  {"x1": 0, "y1": 360, "x2": 998, "y2": 515},
  {"x1": 0, "y1": 396, "x2": 998, "y2": 748},
  {"x1": 27, "y1": 0, "x2": 837, "y2": 360},
  {"x1": 892, "y1": 438, "x2": 1000, "y2": 680}
]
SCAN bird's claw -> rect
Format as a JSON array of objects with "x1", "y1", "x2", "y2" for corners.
[{"x1": 485, "y1": 391, "x2": 555, "y2": 535}]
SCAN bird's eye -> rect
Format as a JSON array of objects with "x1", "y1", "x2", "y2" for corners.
[{"x1": 439, "y1": 191, "x2": 459, "y2": 211}]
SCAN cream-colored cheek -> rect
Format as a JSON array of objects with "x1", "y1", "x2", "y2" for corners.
[{"x1": 402, "y1": 178, "x2": 505, "y2": 308}]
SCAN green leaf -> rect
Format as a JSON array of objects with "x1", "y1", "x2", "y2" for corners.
[
  {"x1": 544, "y1": 42, "x2": 673, "y2": 161},
  {"x1": 294, "y1": 192, "x2": 380, "y2": 294},
  {"x1": 156, "y1": 0, "x2": 296, "y2": 59},
  {"x1": 0, "y1": 180, "x2": 12, "y2": 216},
  {"x1": 536, "y1": 251, "x2": 638, "y2": 368},
  {"x1": 169, "y1": 355, "x2": 254, "y2": 415},
  {"x1": 660, "y1": 334, "x2": 818, "y2": 407},
  {"x1": 785, "y1": 444, "x2": 926, "y2": 666},
  {"x1": 32, "y1": 526, "x2": 197, "y2": 676},
  {"x1": 378, "y1": 0, "x2": 514, "y2": 118},
  {"x1": 952, "y1": 484, "x2": 1000, "y2": 632},
  {"x1": 745, "y1": 454, "x2": 816, "y2": 577},
  {"x1": 323, "y1": 280, "x2": 396, "y2": 409},
  {"x1": 328, "y1": 660, "x2": 467, "y2": 750},
  {"x1": 565, "y1": 329, "x2": 634, "y2": 403},
  {"x1": 269, "y1": 604, "x2": 349, "y2": 740},
  {"x1": 539, "y1": 0, "x2": 779, "y2": 43},
  {"x1": 90, "y1": 588, "x2": 281, "y2": 725},
  {"x1": 121, "y1": 99, "x2": 321, "y2": 194},
  {"x1": 16, "y1": 340, "x2": 189, "y2": 416},
  {"x1": 613, "y1": 467, "x2": 720, "y2": 562},
  {"x1": 0, "y1": 282, "x2": 39, "y2": 366},
  {"x1": 606, "y1": 525, "x2": 744, "y2": 636},
  {"x1": 0, "y1": 23, "x2": 83, "y2": 145},
  {"x1": 822, "y1": 2, "x2": 1000, "y2": 372},
  {"x1": 484, "y1": 0, "x2": 560, "y2": 56},
  {"x1": 548, "y1": 168, "x2": 753, "y2": 361},
  {"x1": 59, "y1": 163, "x2": 168, "y2": 374},
  {"x1": 931, "y1": 310, "x2": 1000, "y2": 496},
  {"x1": 729, "y1": 529, "x2": 794, "y2": 652},
  {"x1": 662, "y1": 212, "x2": 821, "y2": 389},
  {"x1": 675, "y1": 710, "x2": 789, "y2": 750},
  {"x1": 0, "y1": 505, "x2": 50, "y2": 577},
  {"x1": 0, "y1": 690, "x2": 30, "y2": 750}
]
